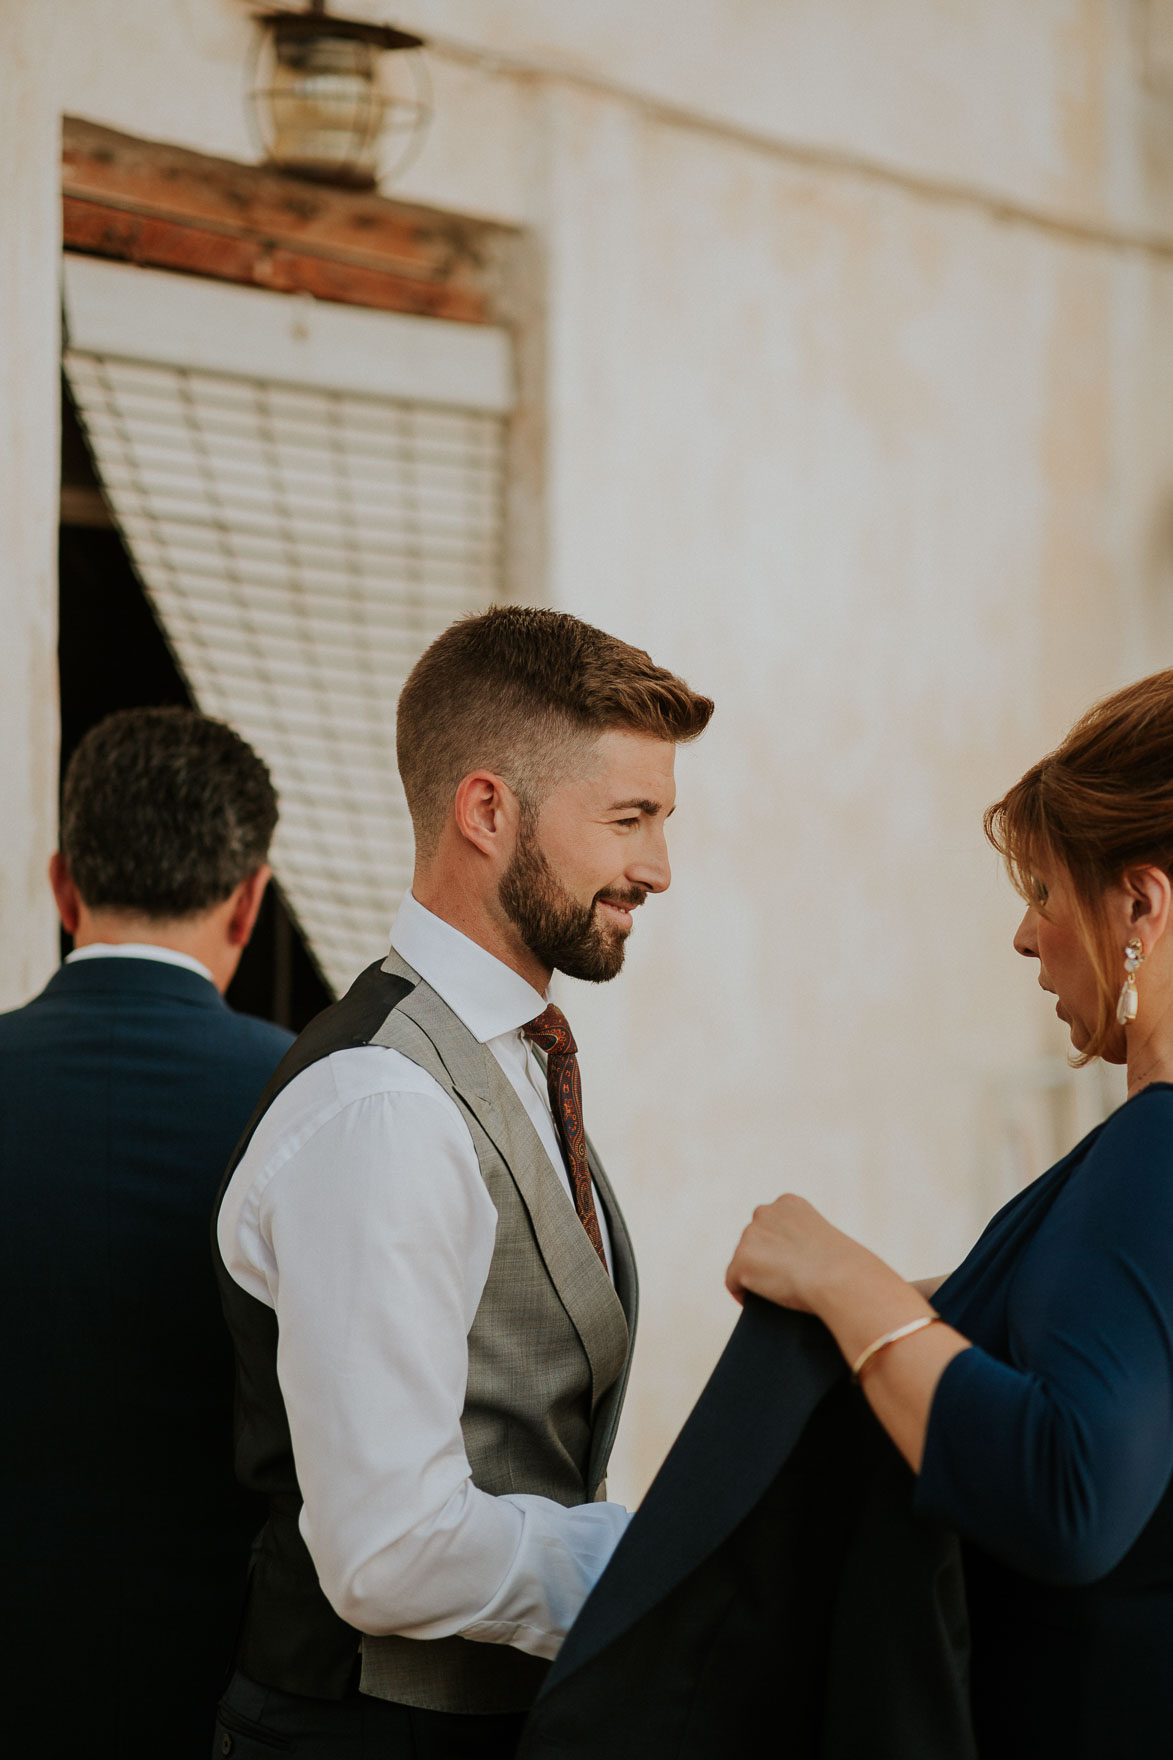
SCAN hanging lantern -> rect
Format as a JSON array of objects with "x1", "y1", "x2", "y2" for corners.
[{"x1": 250, "y1": 4, "x2": 429, "y2": 190}]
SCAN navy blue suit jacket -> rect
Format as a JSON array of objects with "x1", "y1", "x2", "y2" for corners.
[
  {"x1": 519, "y1": 1300, "x2": 975, "y2": 1759},
  {"x1": 0, "y1": 956, "x2": 292, "y2": 1757},
  {"x1": 526, "y1": 1091, "x2": 1173, "y2": 1760}
]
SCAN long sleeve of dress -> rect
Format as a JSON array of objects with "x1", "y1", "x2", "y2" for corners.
[{"x1": 917, "y1": 1087, "x2": 1173, "y2": 1586}]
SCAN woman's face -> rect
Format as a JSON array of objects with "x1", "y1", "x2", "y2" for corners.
[{"x1": 1013, "y1": 866, "x2": 1118, "y2": 1059}]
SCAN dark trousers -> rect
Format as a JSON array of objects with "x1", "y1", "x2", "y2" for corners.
[{"x1": 213, "y1": 1671, "x2": 528, "y2": 1760}]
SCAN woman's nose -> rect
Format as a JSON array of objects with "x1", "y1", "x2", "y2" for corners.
[{"x1": 1013, "y1": 907, "x2": 1039, "y2": 960}]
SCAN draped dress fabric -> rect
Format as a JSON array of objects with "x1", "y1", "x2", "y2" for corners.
[{"x1": 917, "y1": 1083, "x2": 1173, "y2": 1759}]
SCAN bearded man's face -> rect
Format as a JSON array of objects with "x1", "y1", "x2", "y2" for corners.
[
  {"x1": 497, "y1": 729, "x2": 677, "y2": 983},
  {"x1": 499, "y1": 815, "x2": 645, "y2": 982}
]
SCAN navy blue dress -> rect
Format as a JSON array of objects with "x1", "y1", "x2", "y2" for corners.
[{"x1": 917, "y1": 1082, "x2": 1173, "y2": 1758}]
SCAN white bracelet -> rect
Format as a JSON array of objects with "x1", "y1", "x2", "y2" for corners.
[{"x1": 850, "y1": 1315, "x2": 940, "y2": 1384}]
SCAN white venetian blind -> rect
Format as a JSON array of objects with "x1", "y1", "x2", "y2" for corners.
[{"x1": 62, "y1": 256, "x2": 513, "y2": 994}]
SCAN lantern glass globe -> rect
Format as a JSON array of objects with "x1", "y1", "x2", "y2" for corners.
[{"x1": 260, "y1": 28, "x2": 386, "y2": 187}]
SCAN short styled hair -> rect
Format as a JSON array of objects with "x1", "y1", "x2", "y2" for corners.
[
  {"x1": 396, "y1": 606, "x2": 713, "y2": 858},
  {"x1": 984, "y1": 668, "x2": 1173, "y2": 1062},
  {"x1": 61, "y1": 707, "x2": 278, "y2": 919}
]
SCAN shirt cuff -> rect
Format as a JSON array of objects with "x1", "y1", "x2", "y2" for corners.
[{"x1": 459, "y1": 1496, "x2": 632, "y2": 1659}]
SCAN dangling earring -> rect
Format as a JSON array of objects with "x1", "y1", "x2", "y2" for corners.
[{"x1": 1117, "y1": 937, "x2": 1145, "y2": 1026}]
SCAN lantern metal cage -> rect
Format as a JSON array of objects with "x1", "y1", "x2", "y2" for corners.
[{"x1": 249, "y1": 4, "x2": 431, "y2": 190}]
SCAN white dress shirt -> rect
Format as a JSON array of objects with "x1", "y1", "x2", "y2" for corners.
[
  {"x1": 66, "y1": 942, "x2": 216, "y2": 985},
  {"x1": 218, "y1": 891, "x2": 629, "y2": 1660}
]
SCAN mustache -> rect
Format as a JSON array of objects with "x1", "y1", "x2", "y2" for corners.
[{"x1": 594, "y1": 886, "x2": 648, "y2": 910}]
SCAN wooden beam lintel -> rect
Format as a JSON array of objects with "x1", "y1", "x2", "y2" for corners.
[
  {"x1": 62, "y1": 116, "x2": 514, "y2": 324},
  {"x1": 63, "y1": 199, "x2": 487, "y2": 322}
]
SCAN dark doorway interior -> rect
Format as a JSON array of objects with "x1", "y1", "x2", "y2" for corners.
[{"x1": 58, "y1": 380, "x2": 332, "y2": 1032}]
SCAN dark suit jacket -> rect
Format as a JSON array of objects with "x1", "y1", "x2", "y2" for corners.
[
  {"x1": 519, "y1": 1299, "x2": 975, "y2": 1760},
  {"x1": 0, "y1": 956, "x2": 292, "y2": 1758}
]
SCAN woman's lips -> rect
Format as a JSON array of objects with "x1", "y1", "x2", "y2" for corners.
[{"x1": 1038, "y1": 981, "x2": 1066, "y2": 1021}]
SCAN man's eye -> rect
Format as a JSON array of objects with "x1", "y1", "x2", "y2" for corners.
[
  {"x1": 1034, "y1": 880, "x2": 1049, "y2": 905},
  {"x1": 615, "y1": 817, "x2": 640, "y2": 829}
]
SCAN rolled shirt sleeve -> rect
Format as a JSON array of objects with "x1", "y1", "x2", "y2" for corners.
[
  {"x1": 917, "y1": 1089, "x2": 1173, "y2": 1586},
  {"x1": 218, "y1": 1047, "x2": 630, "y2": 1655}
]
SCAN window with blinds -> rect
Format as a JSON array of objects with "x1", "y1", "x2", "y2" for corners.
[{"x1": 62, "y1": 256, "x2": 513, "y2": 994}]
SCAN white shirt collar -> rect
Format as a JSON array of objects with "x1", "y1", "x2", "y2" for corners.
[
  {"x1": 65, "y1": 942, "x2": 216, "y2": 986},
  {"x1": 389, "y1": 891, "x2": 547, "y2": 1044}
]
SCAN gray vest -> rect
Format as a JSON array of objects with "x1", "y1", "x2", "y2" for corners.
[{"x1": 214, "y1": 951, "x2": 638, "y2": 1716}]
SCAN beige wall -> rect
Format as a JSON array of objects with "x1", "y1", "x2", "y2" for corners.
[
  {"x1": 542, "y1": 85, "x2": 1165, "y2": 1490},
  {"x1": 0, "y1": 0, "x2": 62, "y2": 1010},
  {"x1": 7, "y1": 0, "x2": 1173, "y2": 1497}
]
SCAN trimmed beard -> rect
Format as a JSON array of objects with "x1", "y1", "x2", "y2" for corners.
[{"x1": 499, "y1": 816, "x2": 644, "y2": 984}]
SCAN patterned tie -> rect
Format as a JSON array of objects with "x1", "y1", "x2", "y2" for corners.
[{"x1": 522, "y1": 1003, "x2": 608, "y2": 1268}]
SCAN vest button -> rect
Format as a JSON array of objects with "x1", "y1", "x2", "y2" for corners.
[{"x1": 220, "y1": 1737, "x2": 233, "y2": 1756}]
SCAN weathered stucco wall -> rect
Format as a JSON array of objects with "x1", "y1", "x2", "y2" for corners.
[
  {"x1": 9, "y1": 0, "x2": 1173, "y2": 1497},
  {"x1": 381, "y1": 0, "x2": 1173, "y2": 237},
  {"x1": 0, "y1": 0, "x2": 61, "y2": 1010},
  {"x1": 537, "y1": 79, "x2": 1173, "y2": 1491}
]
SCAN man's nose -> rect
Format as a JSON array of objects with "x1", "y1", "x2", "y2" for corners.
[
  {"x1": 629, "y1": 827, "x2": 671, "y2": 895},
  {"x1": 1013, "y1": 907, "x2": 1039, "y2": 959}
]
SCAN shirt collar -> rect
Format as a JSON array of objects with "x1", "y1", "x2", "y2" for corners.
[
  {"x1": 65, "y1": 942, "x2": 217, "y2": 987},
  {"x1": 389, "y1": 890, "x2": 547, "y2": 1044}
]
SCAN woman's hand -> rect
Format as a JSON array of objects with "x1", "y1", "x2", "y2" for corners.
[
  {"x1": 726, "y1": 1194, "x2": 972, "y2": 1474},
  {"x1": 726, "y1": 1193, "x2": 873, "y2": 1314}
]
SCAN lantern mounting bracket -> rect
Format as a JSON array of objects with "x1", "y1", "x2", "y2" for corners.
[{"x1": 251, "y1": 9, "x2": 423, "y2": 54}]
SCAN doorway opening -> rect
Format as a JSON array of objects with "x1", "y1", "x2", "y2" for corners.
[{"x1": 58, "y1": 379, "x2": 333, "y2": 1032}]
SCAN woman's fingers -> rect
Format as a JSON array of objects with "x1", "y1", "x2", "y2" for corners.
[
  {"x1": 726, "y1": 1195, "x2": 838, "y2": 1311},
  {"x1": 727, "y1": 1219, "x2": 794, "y2": 1307}
]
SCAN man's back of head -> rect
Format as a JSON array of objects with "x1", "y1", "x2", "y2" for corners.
[{"x1": 53, "y1": 706, "x2": 279, "y2": 992}]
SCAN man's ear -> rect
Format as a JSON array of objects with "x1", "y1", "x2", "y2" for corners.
[
  {"x1": 1121, "y1": 866, "x2": 1173, "y2": 950},
  {"x1": 48, "y1": 851, "x2": 81, "y2": 936},
  {"x1": 227, "y1": 865, "x2": 272, "y2": 949},
  {"x1": 452, "y1": 772, "x2": 520, "y2": 860}
]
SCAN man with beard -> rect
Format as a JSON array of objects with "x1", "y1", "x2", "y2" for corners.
[{"x1": 212, "y1": 607, "x2": 712, "y2": 1759}]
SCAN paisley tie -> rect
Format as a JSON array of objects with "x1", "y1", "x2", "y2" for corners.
[{"x1": 522, "y1": 1003, "x2": 608, "y2": 1269}]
